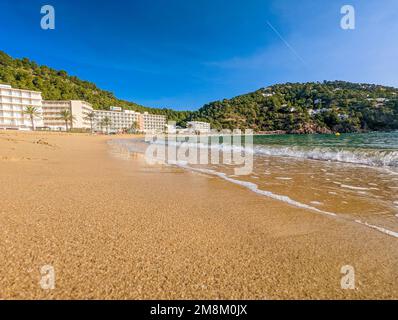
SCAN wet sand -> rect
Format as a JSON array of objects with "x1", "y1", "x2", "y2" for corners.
[{"x1": 0, "y1": 131, "x2": 397, "y2": 299}]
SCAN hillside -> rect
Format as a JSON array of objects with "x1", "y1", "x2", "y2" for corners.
[
  {"x1": 188, "y1": 81, "x2": 398, "y2": 133},
  {"x1": 0, "y1": 51, "x2": 190, "y2": 122},
  {"x1": 1, "y1": 50, "x2": 397, "y2": 133}
]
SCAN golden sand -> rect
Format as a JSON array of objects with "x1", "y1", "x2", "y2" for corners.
[{"x1": 0, "y1": 131, "x2": 397, "y2": 299}]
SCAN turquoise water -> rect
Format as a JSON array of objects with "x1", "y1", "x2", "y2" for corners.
[
  {"x1": 253, "y1": 131, "x2": 398, "y2": 150},
  {"x1": 251, "y1": 131, "x2": 398, "y2": 168},
  {"x1": 185, "y1": 131, "x2": 398, "y2": 167}
]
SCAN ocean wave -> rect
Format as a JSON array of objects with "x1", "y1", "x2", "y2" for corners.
[
  {"x1": 110, "y1": 139, "x2": 398, "y2": 239},
  {"x1": 150, "y1": 139, "x2": 398, "y2": 168},
  {"x1": 254, "y1": 145, "x2": 398, "y2": 167},
  {"x1": 177, "y1": 165, "x2": 337, "y2": 217},
  {"x1": 178, "y1": 164, "x2": 398, "y2": 239}
]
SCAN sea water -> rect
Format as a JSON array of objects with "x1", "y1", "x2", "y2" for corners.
[{"x1": 112, "y1": 131, "x2": 398, "y2": 238}]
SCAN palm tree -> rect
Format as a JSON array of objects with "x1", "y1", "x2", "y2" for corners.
[
  {"x1": 23, "y1": 106, "x2": 41, "y2": 131},
  {"x1": 101, "y1": 117, "x2": 112, "y2": 134},
  {"x1": 84, "y1": 111, "x2": 96, "y2": 134},
  {"x1": 59, "y1": 109, "x2": 75, "y2": 132},
  {"x1": 129, "y1": 121, "x2": 138, "y2": 134}
]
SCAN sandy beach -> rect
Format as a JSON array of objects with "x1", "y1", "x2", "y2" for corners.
[{"x1": 0, "y1": 131, "x2": 397, "y2": 299}]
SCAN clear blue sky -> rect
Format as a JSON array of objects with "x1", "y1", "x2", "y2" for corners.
[{"x1": 1, "y1": 0, "x2": 397, "y2": 110}]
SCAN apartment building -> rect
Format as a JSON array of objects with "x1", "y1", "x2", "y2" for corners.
[
  {"x1": 42, "y1": 100, "x2": 94, "y2": 131},
  {"x1": 140, "y1": 112, "x2": 166, "y2": 133},
  {"x1": 94, "y1": 109, "x2": 166, "y2": 133},
  {"x1": 0, "y1": 84, "x2": 44, "y2": 130},
  {"x1": 187, "y1": 121, "x2": 211, "y2": 133},
  {"x1": 0, "y1": 84, "x2": 167, "y2": 133},
  {"x1": 94, "y1": 109, "x2": 141, "y2": 133}
]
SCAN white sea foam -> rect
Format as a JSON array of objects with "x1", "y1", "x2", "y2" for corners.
[
  {"x1": 355, "y1": 220, "x2": 398, "y2": 238},
  {"x1": 151, "y1": 139, "x2": 398, "y2": 168},
  {"x1": 179, "y1": 165, "x2": 337, "y2": 217},
  {"x1": 178, "y1": 164, "x2": 398, "y2": 239},
  {"x1": 340, "y1": 184, "x2": 370, "y2": 191},
  {"x1": 310, "y1": 201, "x2": 323, "y2": 205},
  {"x1": 254, "y1": 145, "x2": 398, "y2": 168}
]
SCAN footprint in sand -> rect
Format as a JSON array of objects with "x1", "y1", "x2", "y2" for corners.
[{"x1": 35, "y1": 139, "x2": 55, "y2": 147}]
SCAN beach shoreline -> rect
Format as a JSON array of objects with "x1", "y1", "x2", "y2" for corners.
[{"x1": 0, "y1": 131, "x2": 397, "y2": 299}]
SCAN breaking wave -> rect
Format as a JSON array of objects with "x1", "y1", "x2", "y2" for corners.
[
  {"x1": 253, "y1": 145, "x2": 398, "y2": 168},
  {"x1": 151, "y1": 138, "x2": 398, "y2": 168}
]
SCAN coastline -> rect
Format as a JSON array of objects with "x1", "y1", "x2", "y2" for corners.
[{"x1": 0, "y1": 131, "x2": 397, "y2": 299}]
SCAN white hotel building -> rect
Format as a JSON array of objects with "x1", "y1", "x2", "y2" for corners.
[
  {"x1": 0, "y1": 84, "x2": 168, "y2": 133},
  {"x1": 94, "y1": 109, "x2": 141, "y2": 133},
  {"x1": 187, "y1": 121, "x2": 211, "y2": 133},
  {"x1": 140, "y1": 112, "x2": 167, "y2": 133},
  {"x1": 0, "y1": 84, "x2": 44, "y2": 130},
  {"x1": 94, "y1": 109, "x2": 166, "y2": 133},
  {"x1": 42, "y1": 100, "x2": 94, "y2": 131}
]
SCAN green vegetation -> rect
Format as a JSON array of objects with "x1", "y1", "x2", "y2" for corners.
[
  {"x1": 100, "y1": 116, "x2": 112, "y2": 134},
  {"x1": 128, "y1": 121, "x2": 139, "y2": 134},
  {"x1": 0, "y1": 50, "x2": 189, "y2": 122},
  {"x1": 1, "y1": 50, "x2": 397, "y2": 133},
  {"x1": 22, "y1": 106, "x2": 41, "y2": 130},
  {"x1": 59, "y1": 109, "x2": 75, "y2": 131},
  {"x1": 188, "y1": 81, "x2": 398, "y2": 133},
  {"x1": 83, "y1": 111, "x2": 96, "y2": 134}
]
